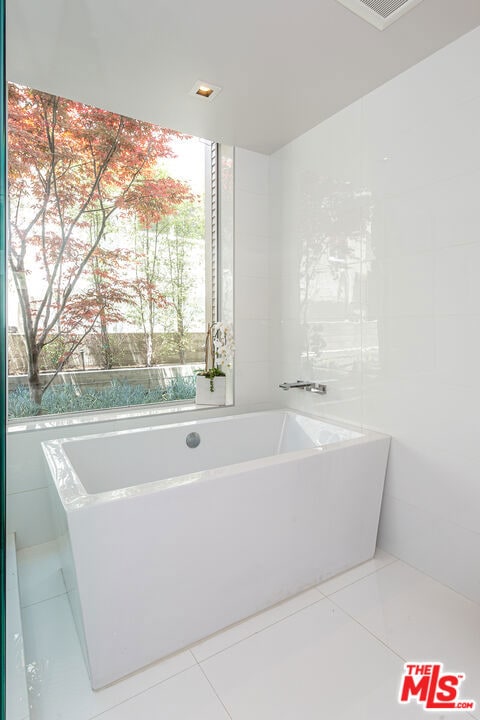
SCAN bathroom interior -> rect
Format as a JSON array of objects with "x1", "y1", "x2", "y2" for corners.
[{"x1": 3, "y1": 0, "x2": 480, "y2": 718}]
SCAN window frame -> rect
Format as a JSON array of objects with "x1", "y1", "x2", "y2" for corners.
[{"x1": 6, "y1": 87, "x2": 227, "y2": 424}]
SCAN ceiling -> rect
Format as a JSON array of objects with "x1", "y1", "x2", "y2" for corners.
[{"x1": 6, "y1": 0, "x2": 480, "y2": 154}]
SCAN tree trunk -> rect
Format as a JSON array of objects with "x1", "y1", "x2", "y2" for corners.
[
  {"x1": 11, "y1": 268, "x2": 44, "y2": 408},
  {"x1": 145, "y1": 332, "x2": 153, "y2": 367},
  {"x1": 176, "y1": 310, "x2": 186, "y2": 365},
  {"x1": 27, "y1": 345, "x2": 44, "y2": 408},
  {"x1": 146, "y1": 311, "x2": 154, "y2": 367},
  {"x1": 99, "y1": 311, "x2": 113, "y2": 369}
]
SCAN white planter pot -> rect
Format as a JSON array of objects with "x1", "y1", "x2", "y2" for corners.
[{"x1": 195, "y1": 375, "x2": 227, "y2": 406}]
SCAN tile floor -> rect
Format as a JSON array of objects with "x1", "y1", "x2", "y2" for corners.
[
  {"x1": 16, "y1": 541, "x2": 480, "y2": 720},
  {"x1": 6, "y1": 534, "x2": 29, "y2": 720}
]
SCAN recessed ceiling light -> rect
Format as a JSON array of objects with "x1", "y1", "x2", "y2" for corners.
[
  {"x1": 189, "y1": 80, "x2": 222, "y2": 102},
  {"x1": 197, "y1": 85, "x2": 213, "y2": 98}
]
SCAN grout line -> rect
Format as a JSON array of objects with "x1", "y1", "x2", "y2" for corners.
[
  {"x1": 197, "y1": 664, "x2": 234, "y2": 719},
  {"x1": 327, "y1": 594, "x2": 407, "y2": 665},
  {"x1": 8, "y1": 486, "x2": 49, "y2": 496},
  {"x1": 21, "y1": 589, "x2": 67, "y2": 610},
  {"x1": 190, "y1": 556, "x2": 401, "y2": 664},
  {"x1": 17, "y1": 557, "x2": 200, "y2": 720},
  {"x1": 387, "y1": 553, "x2": 480, "y2": 609},
  {"x1": 195, "y1": 594, "x2": 326, "y2": 663},
  {"x1": 87, "y1": 663, "x2": 199, "y2": 720},
  {"x1": 318, "y1": 556, "x2": 398, "y2": 598}
]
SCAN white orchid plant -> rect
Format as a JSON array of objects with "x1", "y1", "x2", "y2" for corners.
[{"x1": 198, "y1": 322, "x2": 235, "y2": 392}]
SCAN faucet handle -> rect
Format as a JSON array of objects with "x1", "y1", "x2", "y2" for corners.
[{"x1": 309, "y1": 383, "x2": 327, "y2": 394}]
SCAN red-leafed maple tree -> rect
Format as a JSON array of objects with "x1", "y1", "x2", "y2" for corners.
[
  {"x1": 8, "y1": 83, "x2": 190, "y2": 406},
  {"x1": 88, "y1": 244, "x2": 135, "y2": 370}
]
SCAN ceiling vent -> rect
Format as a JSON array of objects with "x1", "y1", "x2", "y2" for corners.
[{"x1": 335, "y1": 0, "x2": 425, "y2": 30}]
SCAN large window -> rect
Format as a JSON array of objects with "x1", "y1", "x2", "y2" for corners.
[{"x1": 7, "y1": 83, "x2": 216, "y2": 419}]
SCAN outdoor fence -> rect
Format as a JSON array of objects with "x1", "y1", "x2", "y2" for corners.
[{"x1": 8, "y1": 331, "x2": 205, "y2": 375}]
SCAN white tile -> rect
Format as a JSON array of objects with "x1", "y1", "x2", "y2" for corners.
[
  {"x1": 428, "y1": 94, "x2": 480, "y2": 183},
  {"x1": 8, "y1": 421, "x2": 120, "y2": 495},
  {"x1": 331, "y1": 561, "x2": 480, "y2": 709},
  {"x1": 7, "y1": 489, "x2": 55, "y2": 550},
  {"x1": 235, "y1": 275, "x2": 269, "y2": 321},
  {"x1": 6, "y1": 533, "x2": 18, "y2": 593},
  {"x1": 235, "y1": 361, "x2": 273, "y2": 407},
  {"x1": 235, "y1": 227, "x2": 269, "y2": 254},
  {"x1": 367, "y1": 94, "x2": 480, "y2": 197},
  {"x1": 434, "y1": 242, "x2": 480, "y2": 317},
  {"x1": 17, "y1": 540, "x2": 65, "y2": 608},
  {"x1": 235, "y1": 188, "x2": 269, "y2": 238},
  {"x1": 7, "y1": 430, "x2": 50, "y2": 494},
  {"x1": 202, "y1": 598, "x2": 452, "y2": 720},
  {"x1": 378, "y1": 494, "x2": 480, "y2": 606},
  {"x1": 234, "y1": 319, "x2": 270, "y2": 364},
  {"x1": 363, "y1": 373, "x2": 477, "y2": 460},
  {"x1": 301, "y1": 265, "x2": 363, "y2": 322},
  {"x1": 279, "y1": 341, "x2": 363, "y2": 425},
  {"x1": 6, "y1": 534, "x2": 29, "y2": 720},
  {"x1": 235, "y1": 148, "x2": 269, "y2": 196},
  {"x1": 192, "y1": 588, "x2": 322, "y2": 662},
  {"x1": 22, "y1": 594, "x2": 196, "y2": 720},
  {"x1": 431, "y1": 170, "x2": 480, "y2": 249},
  {"x1": 372, "y1": 254, "x2": 434, "y2": 318},
  {"x1": 317, "y1": 549, "x2": 396, "y2": 596},
  {"x1": 235, "y1": 239, "x2": 269, "y2": 279},
  {"x1": 435, "y1": 315, "x2": 480, "y2": 389},
  {"x1": 6, "y1": 589, "x2": 29, "y2": 720},
  {"x1": 382, "y1": 192, "x2": 433, "y2": 259},
  {"x1": 377, "y1": 316, "x2": 435, "y2": 378},
  {"x1": 95, "y1": 666, "x2": 230, "y2": 720},
  {"x1": 364, "y1": 378, "x2": 480, "y2": 537},
  {"x1": 281, "y1": 386, "x2": 363, "y2": 429}
]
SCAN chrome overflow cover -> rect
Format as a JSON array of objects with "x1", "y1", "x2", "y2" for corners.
[{"x1": 186, "y1": 432, "x2": 201, "y2": 449}]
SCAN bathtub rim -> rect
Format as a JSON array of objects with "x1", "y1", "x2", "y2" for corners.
[{"x1": 42, "y1": 408, "x2": 389, "y2": 511}]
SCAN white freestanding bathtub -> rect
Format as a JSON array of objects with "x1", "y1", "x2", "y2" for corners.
[{"x1": 43, "y1": 409, "x2": 390, "y2": 689}]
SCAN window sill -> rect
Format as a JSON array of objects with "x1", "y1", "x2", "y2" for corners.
[{"x1": 7, "y1": 400, "x2": 233, "y2": 435}]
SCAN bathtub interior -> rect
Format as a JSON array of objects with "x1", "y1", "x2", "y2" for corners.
[{"x1": 57, "y1": 411, "x2": 364, "y2": 496}]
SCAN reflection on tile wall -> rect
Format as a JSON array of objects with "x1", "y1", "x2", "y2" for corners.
[
  {"x1": 270, "y1": 101, "x2": 367, "y2": 426},
  {"x1": 271, "y1": 26, "x2": 480, "y2": 604}
]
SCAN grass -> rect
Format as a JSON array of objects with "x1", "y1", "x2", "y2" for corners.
[{"x1": 8, "y1": 376, "x2": 197, "y2": 419}]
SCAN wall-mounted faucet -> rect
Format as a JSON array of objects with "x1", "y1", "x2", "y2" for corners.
[{"x1": 279, "y1": 380, "x2": 327, "y2": 394}]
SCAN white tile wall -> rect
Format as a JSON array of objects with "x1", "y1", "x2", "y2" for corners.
[
  {"x1": 234, "y1": 148, "x2": 274, "y2": 411},
  {"x1": 271, "y1": 25, "x2": 480, "y2": 604},
  {"x1": 270, "y1": 98, "x2": 367, "y2": 427},
  {"x1": 7, "y1": 147, "x2": 274, "y2": 548}
]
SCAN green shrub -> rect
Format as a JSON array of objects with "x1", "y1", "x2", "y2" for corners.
[
  {"x1": 8, "y1": 376, "x2": 197, "y2": 419},
  {"x1": 8, "y1": 385, "x2": 40, "y2": 418}
]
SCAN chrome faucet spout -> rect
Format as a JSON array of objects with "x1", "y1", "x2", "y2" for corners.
[{"x1": 278, "y1": 381, "x2": 327, "y2": 394}]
